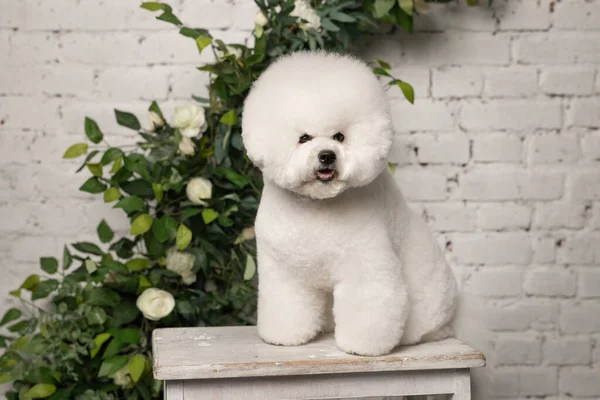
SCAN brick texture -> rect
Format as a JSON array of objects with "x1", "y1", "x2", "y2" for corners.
[{"x1": 1, "y1": 1, "x2": 599, "y2": 398}]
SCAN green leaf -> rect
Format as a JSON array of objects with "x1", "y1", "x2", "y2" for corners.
[
  {"x1": 101, "y1": 259, "x2": 128, "y2": 273},
  {"x1": 72, "y1": 242, "x2": 104, "y2": 256},
  {"x1": 87, "y1": 307, "x2": 107, "y2": 326},
  {"x1": 86, "y1": 163, "x2": 102, "y2": 177},
  {"x1": 62, "y1": 143, "x2": 88, "y2": 159},
  {"x1": 219, "y1": 110, "x2": 237, "y2": 126},
  {"x1": 244, "y1": 255, "x2": 256, "y2": 280},
  {"x1": 63, "y1": 246, "x2": 72, "y2": 270},
  {"x1": 110, "y1": 156, "x2": 123, "y2": 174},
  {"x1": 140, "y1": 2, "x2": 164, "y2": 11},
  {"x1": 202, "y1": 209, "x2": 219, "y2": 225},
  {"x1": 373, "y1": 0, "x2": 395, "y2": 18},
  {"x1": 129, "y1": 355, "x2": 145, "y2": 383},
  {"x1": 79, "y1": 177, "x2": 106, "y2": 194},
  {"x1": 115, "y1": 328, "x2": 141, "y2": 344},
  {"x1": 130, "y1": 213, "x2": 153, "y2": 236},
  {"x1": 176, "y1": 224, "x2": 192, "y2": 250},
  {"x1": 114, "y1": 196, "x2": 145, "y2": 213},
  {"x1": 393, "y1": 80, "x2": 415, "y2": 104},
  {"x1": 214, "y1": 168, "x2": 249, "y2": 188},
  {"x1": 90, "y1": 333, "x2": 112, "y2": 358},
  {"x1": 102, "y1": 338, "x2": 125, "y2": 359},
  {"x1": 40, "y1": 257, "x2": 58, "y2": 274},
  {"x1": 320, "y1": 17, "x2": 340, "y2": 31},
  {"x1": 176, "y1": 300, "x2": 195, "y2": 320},
  {"x1": 375, "y1": 58, "x2": 391, "y2": 71},
  {"x1": 20, "y1": 274, "x2": 40, "y2": 291},
  {"x1": 152, "y1": 215, "x2": 178, "y2": 243},
  {"x1": 84, "y1": 117, "x2": 103, "y2": 144},
  {"x1": 85, "y1": 259, "x2": 97, "y2": 273},
  {"x1": 373, "y1": 67, "x2": 391, "y2": 77},
  {"x1": 0, "y1": 308, "x2": 21, "y2": 327},
  {"x1": 121, "y1": 179, "x2": 154, "y2": 197},
  {"x1": 114, "y1": 109, "x2": 141, "y2": 130},
  {"x1": 157, "y1": 11, "x2": 182, "y2": 25},
  {"x1": 110, "y1": 238, "x2": 135, "y2": 259},
  {"x1": 137, "y1": 275, "x2": 152, "y2": 294},
  {"x1": 100, "y1": 148, "x2": 123, "y2": 166},
  {"x1": 97, "y1": 220, "x2": 114, "y2": 243},
  {"x1": 196, "y1": 36, "x2": 212, "y2": 53},
  {"x1": 329, "y1": 11, "x2": 356, "y2": 22},
  {"x1": 125, "y1": 258, "x2": 150, "y2": 272},
  {"x1": 26, "y1": 383, "x2": 57, "y2": 399},
  {"x1": 0, "y1": 373, "x2": 11, "y2": 384},
  {"x1": 98, "y1": 356, "x2": 128, "y2": 377},
  {"x1": 8, "y1": 319, "x2": 33, "y2": 334},
  {"x1": 179, "y1": 27, "x2": 210, "y2": 39},
  {"x1": 31, "y1": 279, "x2": 59, "y2": 300},
  {"x1": 103, "y1": 187, "x2": 121, "y2": 203},
  {"x1": 124, "y1": 154, "x2": 149, "y2": 178},
  {"x1": 88, "y1": 287, "x2": 121, "y2": 307},
  {"x1": 398, "y1": 0, "x2": 413, "y2": 16},
  {"x1": 112, "y1": 300, "x2": 140, "y2": 326},
  {"x1": 152, "y1": 183, "x2": 163, "y2": 202},
  {"x1": 394, "y1": 6, "x2": 413, "y2": 32},
  {"x1": 181, "y1": 208, "x2": 202, "y2": 221}
]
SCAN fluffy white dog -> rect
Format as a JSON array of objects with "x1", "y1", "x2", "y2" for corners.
[{"x1": 241, "y1": 51, "x2": 458, "y2": 356}]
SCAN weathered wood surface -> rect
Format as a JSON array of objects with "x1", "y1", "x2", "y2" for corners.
[
  {"x1": 153, "y1": 326, "x2": 485, "y2": 381},
  {"x1": 182, "y1": 369, "x2": 470, "y2": 399}
]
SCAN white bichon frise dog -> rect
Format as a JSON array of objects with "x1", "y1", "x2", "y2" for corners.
[{"x1": 241, "y1": 51, "x2": 458, "y2": 356}]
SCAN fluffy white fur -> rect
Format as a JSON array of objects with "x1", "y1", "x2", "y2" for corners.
[{"x1": 242, "y1": 51, "x2": 458, "y2": 356}]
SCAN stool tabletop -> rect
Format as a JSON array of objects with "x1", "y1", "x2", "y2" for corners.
[{"x1": 152, "y1": 326, "x2": 485, "y2": 381}]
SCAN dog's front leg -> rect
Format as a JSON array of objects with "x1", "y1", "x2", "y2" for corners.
[
  {"x1": 257, "y1": 251, "x2": 326, "y2": 346},
  {"x1": 333, "y1": 255, "x2": 409, "y2": 356}
]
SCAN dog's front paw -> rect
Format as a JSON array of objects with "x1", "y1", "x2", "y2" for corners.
[
  {"x1": 335, "y1": 327, "x2": 399, "y2": 356},
  {"x1": 258, "y1": 322, "x2": 319, "y2": 346}
]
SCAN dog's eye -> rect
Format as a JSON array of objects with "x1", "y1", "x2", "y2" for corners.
[
  {"x1": 333, "y1": 132, "x2": 345, "y2": 142},
  {"x1": 298, "y1": 134, "x2": 312, "y2": 144}
]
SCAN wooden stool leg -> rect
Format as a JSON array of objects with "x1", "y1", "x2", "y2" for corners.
[
  {"x1": 451, "y1": 370, "x2": 471, "y2": 400},
  {"x1": 165, "y1": 380, "x2": 184, "y2": 400}
]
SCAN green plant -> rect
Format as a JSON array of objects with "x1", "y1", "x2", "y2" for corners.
[{"x1": 1, "y1": 1, "x2": 487, "y2": 398}]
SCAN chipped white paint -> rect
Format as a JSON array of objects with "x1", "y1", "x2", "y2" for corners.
[{"x1": 154, "y1": 326, "x2": 484, "y2": 399}]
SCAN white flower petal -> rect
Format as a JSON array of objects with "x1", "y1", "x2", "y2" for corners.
[
  {"x1": 186, "y1": 177, "x2": 213, "y2": 205},
  {"x1": 136, "y1": 288, "x2": 175, "y2": 321}
]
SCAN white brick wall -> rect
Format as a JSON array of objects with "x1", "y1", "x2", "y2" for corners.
[{"x1": 1, "y1": 0, "x2": 599, "y2": 398}]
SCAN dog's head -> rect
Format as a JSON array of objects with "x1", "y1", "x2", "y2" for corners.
[{"x1": 242, "y1": 51, "x2": 393, "y2": 199}]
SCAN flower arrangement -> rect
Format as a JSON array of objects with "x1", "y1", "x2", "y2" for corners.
[{"x1": 1, "y1": 0, "x2": 487, "y2": 398}]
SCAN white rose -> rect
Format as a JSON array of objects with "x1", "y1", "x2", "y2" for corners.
[
  {"x1": 136, "y1": 288, "x2": 175, "y2": 321},
  {"x1": 181, "y1": 272, "x2": 197, "y2": 285},
  {"x1": 148, "y1": 111, "x2": 164, "y2": 131},
  {"x1": 166, "y1": 248, "x2": 196, "y2": 285},
  {"x1": 255, "y1": 11, "x2": 268, "y2": 27},
  {"x1": 242, "y1": 227, "x2": 255, "y2": 241},
  {"x1": 113, "y1": 366, "x2": 132, "y2": 387},
  {"x1": 216, "y1": 45, "x2": 243, "y2": 60},
  {"x1": 290, "y1": 0, "x2": 321, "y2": 30},
  {"x1": 186, "y1": 177, "x2": 212, "y2": 206},
  {"x1": 178, "y1": 137, "x2": 196, "y2": 156},
  {"x1": 171, "y1": 104, "x2": 208, "y2": 138}
]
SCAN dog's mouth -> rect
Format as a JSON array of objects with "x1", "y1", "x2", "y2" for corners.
[{"x1": 315, "y1": 168, "x2": 336, "y2": 183}]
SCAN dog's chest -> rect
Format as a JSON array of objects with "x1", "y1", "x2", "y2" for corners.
[{"x1": 256, "y1": 187, "x2": 381, "y2": 284}]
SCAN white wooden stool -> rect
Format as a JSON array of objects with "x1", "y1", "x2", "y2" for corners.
[{"x1": 152, "y1": 326, "x2": 485, "y2": 400}]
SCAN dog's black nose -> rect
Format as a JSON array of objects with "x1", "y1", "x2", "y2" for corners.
[{"x1": 318, "y1": 150, "x2": 336, "y2": 165}]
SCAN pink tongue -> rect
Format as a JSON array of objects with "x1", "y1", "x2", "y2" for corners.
[{"x1": 318, "y1": 170, "x2": 334, "y2": 178}]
